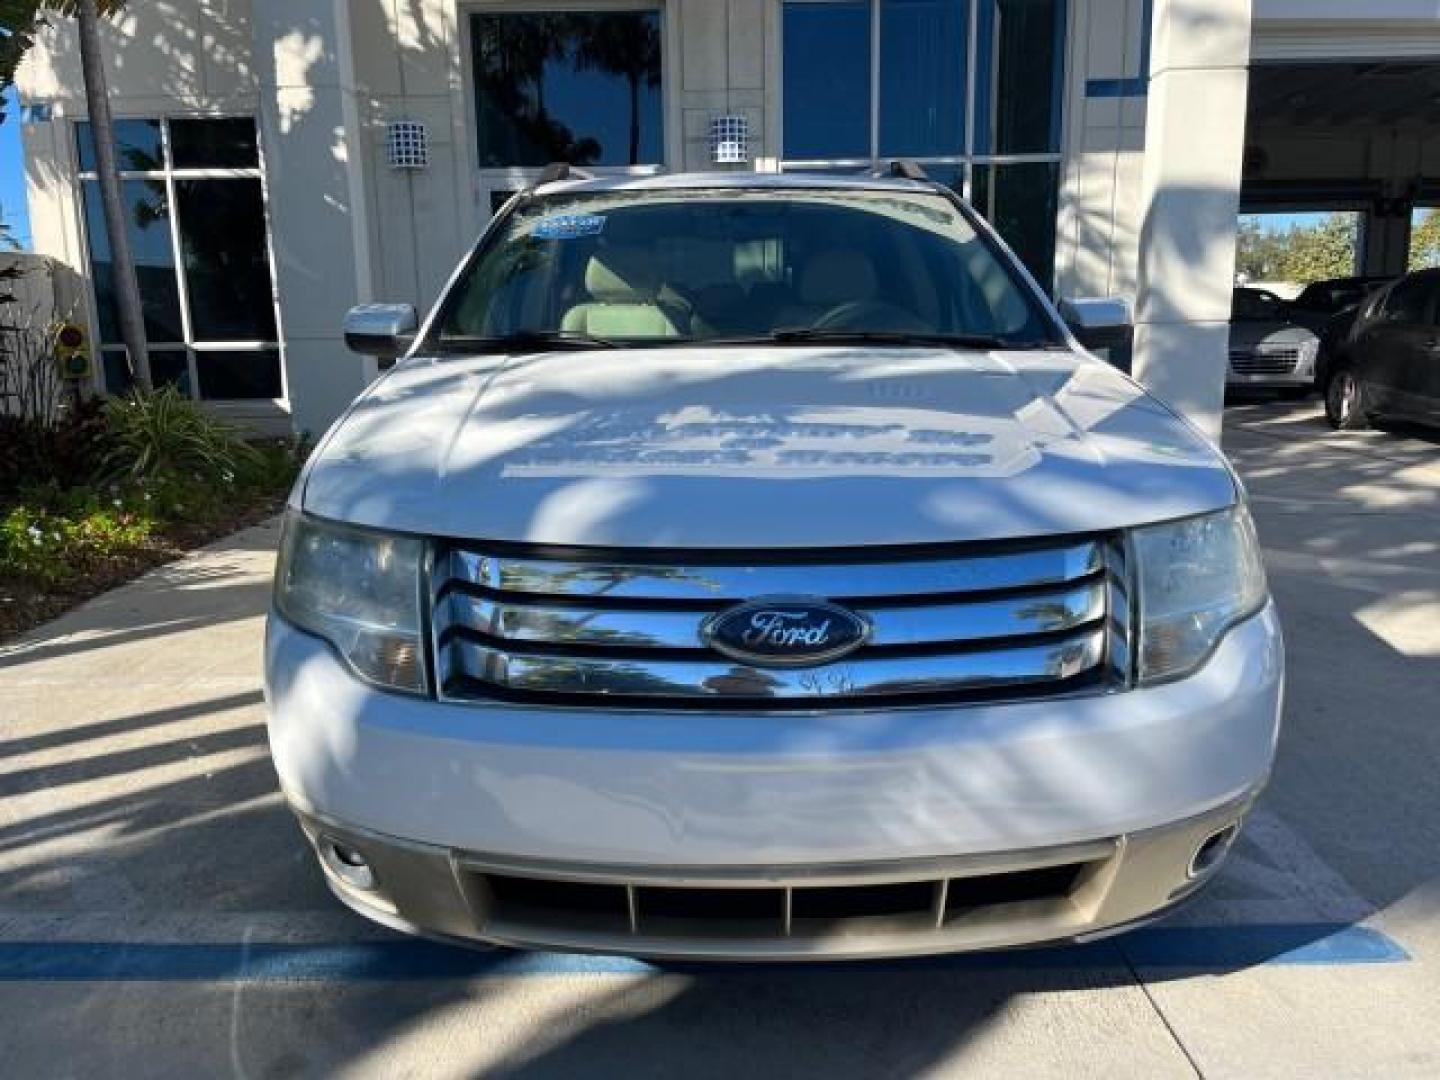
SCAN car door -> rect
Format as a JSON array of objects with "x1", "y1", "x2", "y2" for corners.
[
  {"x1": 1406, "y1": 274, "x2": 1440, "y2": 423},
  {"x1": 1388, "y1": 272, "x2": 1440, "y2": 420},
  {"x1": 1353, "y1": 274, "x2": 1434, "y2": 413}
]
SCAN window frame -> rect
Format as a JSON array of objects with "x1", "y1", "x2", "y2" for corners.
[
  {"x1": 777, "y1": 0, "x2": 1067, "y2": 287},
  {"x1": 73, "y1": 114, "x2": 287, "y2": 408}
]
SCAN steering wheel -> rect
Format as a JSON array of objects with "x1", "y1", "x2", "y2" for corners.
[{"x1": 810, "y1": 300, "x2": 931, "y2": 333}]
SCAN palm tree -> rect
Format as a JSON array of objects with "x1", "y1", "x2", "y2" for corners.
[{"x1": 2, "y1": 0, "x2": 148, "y2": 387}]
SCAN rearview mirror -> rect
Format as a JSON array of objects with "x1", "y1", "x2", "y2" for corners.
[
  {"x1": 1059, "y1": 297, "x2": 1133, "y2": 353},
  {"x1": 344, "y1": 303, "x2": 418, "y2": 361}
]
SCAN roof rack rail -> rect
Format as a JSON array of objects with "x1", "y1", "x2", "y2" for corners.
[
  {"x1": 879, "y1": 159, "x2": 930, "y2": 182},
  {"x1": 531, "y1": 162, "x2": 595, "y2": 189}
]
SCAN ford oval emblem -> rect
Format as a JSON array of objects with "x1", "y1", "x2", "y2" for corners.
[{"x1": 700, "y1": 596, "x2": 871, "y2": 668}]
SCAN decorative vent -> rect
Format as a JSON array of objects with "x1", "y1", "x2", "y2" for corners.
[
  {"x1": 709, "y1": 115, "x2": 750, "y2": 165},
  {"x1": 386, "y1": 120, "x2": 428, "y2": 169}
]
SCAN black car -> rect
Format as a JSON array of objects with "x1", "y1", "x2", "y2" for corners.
[
  {"x1": 1303, "y1": 275, "x2": 1396, "y2": 392},
  {"x1": 1289, "y1": 275, "x2": 1394, "y2": 331},
  {"x1": 1324, "y1": 268, "x2": 1440, "y2": 430}
]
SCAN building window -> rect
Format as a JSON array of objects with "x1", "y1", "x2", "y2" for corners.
[
  {"x1": 76, "y1": 117, "x2": 282, "y2": 401},
  {"x1": 470, "y1": 9, "x2": 664, "y2": 168},
  {"x1": 781, "y1": 0, "x2": 1066, "y2": 287}
]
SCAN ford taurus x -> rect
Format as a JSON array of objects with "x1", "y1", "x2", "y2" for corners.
[{"x1": 264, "y1": 170, "x2": 1283, "y2": 960}]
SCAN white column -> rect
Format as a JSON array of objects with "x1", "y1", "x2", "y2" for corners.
[
  {"x1": 1132, "y1": 0, "x2": 1252, "y2": 441},
  {"x1": 251, "y1": 0, "x2": 376, "y2": 438}
]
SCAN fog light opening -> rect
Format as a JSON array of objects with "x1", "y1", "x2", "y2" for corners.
[
  {"x1": 1189, "y1": 823, "x2": 1239, "y2": 879},
  {"x1": 320, "y1": 836, "x2": 377, "y2": 890}
]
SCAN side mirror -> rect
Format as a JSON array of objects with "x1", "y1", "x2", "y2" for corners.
[
  {"x1": 343, "y1": 303, "x2": 418, "y2": 362},
  {"x1": 1059, "y1": 296, "x2": 1133, "y2": 353}
]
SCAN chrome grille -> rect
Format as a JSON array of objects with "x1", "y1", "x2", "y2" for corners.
[
  {"x1": 431, "y1": 536, "x2": 1131, "y2": 708},
  {"x1": 1229, "y1": 347, "x2": 1300, "y2": 376}
]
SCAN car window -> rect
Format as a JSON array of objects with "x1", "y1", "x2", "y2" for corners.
[
  {"x1": 1379, "y1": 276, "x2": 1434, "y2": 325},
  {"x1": 434, "y1": 188, "x2": 1060, "y2": 346}
]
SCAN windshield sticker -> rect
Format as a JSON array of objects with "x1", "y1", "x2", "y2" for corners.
[{"x1": 533, "y1": 214, "x2": 606, "y2": 240}]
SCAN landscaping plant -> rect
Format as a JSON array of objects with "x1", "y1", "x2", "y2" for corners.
[
  {"x1": 100, "y1": 383, "x2": 257, "y2": 482},
  {"x1": 1, "y1": 381, "x2": 304, "y2": 638}
]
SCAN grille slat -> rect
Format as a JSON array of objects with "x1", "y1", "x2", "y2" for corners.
[
  {"x1": 447, "y1": 628, "x2": 1106, "y2": 701},
  {"x1": 443, "y1": 577, "x2": 1107, "y2": 652},
  {"x1": 1229, "y1": 348, "x2": 1301, "y2": 376},
  {"x1": 433, "y1": 536, "x2": 1128, "y2": 708},
  {"x1": 449, "y1": 541, "x2": 1103, "y2": 602}
]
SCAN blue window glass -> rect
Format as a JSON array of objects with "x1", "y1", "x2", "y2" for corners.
[
  {"x1": 471, "y1": 11, "x2": 664, "y2": 167},
  {"x1": 879, "y1": 0, "x2": 968, "y2": 157},
  {"x1": 75, "y1": 119, "x2": 162, "y2": 172},
  {"x1": 81, "y1": 178, "x2": 183, "y2": 344},
  {"x1": 196, "y1": 348, "x2": 282, "y2": 400},
  {"x1": 783, "y1": 2, "x2": 872, "y2": 159},
  {"x1": 101, "y1": 348, "x2": 189, "y2": 395},
  {"x1": 169, "y1": 118, "x2": 259, "y2": 169},
  {"x1": 975, "y1": 0, "x2": 1065, "y2": 154}
]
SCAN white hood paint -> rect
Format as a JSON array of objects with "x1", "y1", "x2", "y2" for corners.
[{"x1": 301, "y1": 346, "x2": 1237, "y2": 548}]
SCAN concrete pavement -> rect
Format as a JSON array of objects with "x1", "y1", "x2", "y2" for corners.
[{"x1": 1, "y1": 401, "x2": 1438, "y2": 1078}]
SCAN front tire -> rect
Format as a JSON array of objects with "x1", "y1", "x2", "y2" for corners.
[{"x1": 1325, "y1": 368, "x2": 1370, "y2": 430}]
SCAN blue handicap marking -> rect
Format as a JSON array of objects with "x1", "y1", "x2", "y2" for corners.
[
  {"x1": 1120, "y1": 923, "x2": 1409, "y2": 968},
  {"x1": 0, "y1": 923, "x2": 1408, "y2": 982}
]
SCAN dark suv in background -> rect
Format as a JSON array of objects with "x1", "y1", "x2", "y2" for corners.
[{"x1": 1323, "y1": 268, "x2": 1440, "y2": 430}]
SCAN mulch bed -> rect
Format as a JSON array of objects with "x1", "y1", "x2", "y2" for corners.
[{"x1": 0, "y1": 494, "x2": 286, "y2": 644}]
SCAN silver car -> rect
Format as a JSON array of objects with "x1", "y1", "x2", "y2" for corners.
[{"x1": 1228, "y1": 287, "x2": 1319, "y2": 393}]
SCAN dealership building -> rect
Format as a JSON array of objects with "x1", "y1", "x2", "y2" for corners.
[{"x1": 13, "y1": 0, "x2": 1440, "y2": 437}]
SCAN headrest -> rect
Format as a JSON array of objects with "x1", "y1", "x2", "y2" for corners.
[
  {"x1": 800, "y1": 250, "x2": 878, "y2": 307},
  {"x1": 585, "y1": 246, "x2": 658, "y2": 302}
]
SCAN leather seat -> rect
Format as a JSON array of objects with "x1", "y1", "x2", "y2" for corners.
[{"x1": 562, "y1": 246, "x2": 687, "y2": 339}]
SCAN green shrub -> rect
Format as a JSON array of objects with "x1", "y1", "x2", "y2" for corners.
[{"x1": 102, "y1": 385, "x2": 258, "y2": 482}]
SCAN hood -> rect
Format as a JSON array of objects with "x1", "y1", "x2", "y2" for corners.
[
  {"x1": 301, "y1": 346, "x2": 1237, "y2": 548},
  {"x1": 1228, "y1": 321, "x2": 1319, "y2": 350}
]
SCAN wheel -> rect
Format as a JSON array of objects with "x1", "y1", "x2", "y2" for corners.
[{"x1": 1325, "y1": 368, "x2": 1370, "y2": 430}]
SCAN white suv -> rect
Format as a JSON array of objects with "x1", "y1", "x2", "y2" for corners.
[{"x1": 265, "y1": 169, "x2": 1283, "y2": 960}]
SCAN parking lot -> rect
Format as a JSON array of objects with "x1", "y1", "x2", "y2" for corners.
[{"x1": 1, "y1": 399, "x2": 1438, "y2": 1078}]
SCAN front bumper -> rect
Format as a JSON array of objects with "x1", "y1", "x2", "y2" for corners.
[
  {"x1": 1226, "y1": 370, "x2": 1313, "y2": 388},
  {"x1": 264, "y1": 604, "x2": 1283, "y2": 958}
]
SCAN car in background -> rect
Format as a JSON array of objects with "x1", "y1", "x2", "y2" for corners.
[
  {"x1": 1288, "y1": 275, "x2": 1394, "y2": 333},
  {"x1": 1228, "y1": 286, "x2": 1319, "y2": 395},
  {"x1": 1296, "y1": 275, "x2": 1397, "y2": 392},
  {"x1": 1324, "y1": 268, "x2": 1440, "y2": 430}
]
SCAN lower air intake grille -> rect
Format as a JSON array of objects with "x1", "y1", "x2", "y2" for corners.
[{"x1": 475, "y1": 862, "x2": 1092, "y2": 942}]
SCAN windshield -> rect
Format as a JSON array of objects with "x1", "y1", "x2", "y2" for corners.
[
  {"x1": 1231, "y1": 288, "x2": 1289, "y2": 322},
  {"x1": 431, "y1": 187, "x2": 1060, "y2": 349}
]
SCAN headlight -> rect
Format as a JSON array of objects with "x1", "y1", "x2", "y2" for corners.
[
  {"x1": 274, "y1": 510, "x2": 427, "y2": 694},
  {"x1": 1296, "y1": 338, "x2": 1319, "y2": 374},
  {"x1": 1133, "y1": 505, "x2": 1268, "y2": 683}
]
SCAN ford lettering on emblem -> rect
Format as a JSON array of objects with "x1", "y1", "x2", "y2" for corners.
[{"x1": 700, "y1": 597, "x2": 871, "y2": 668}]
